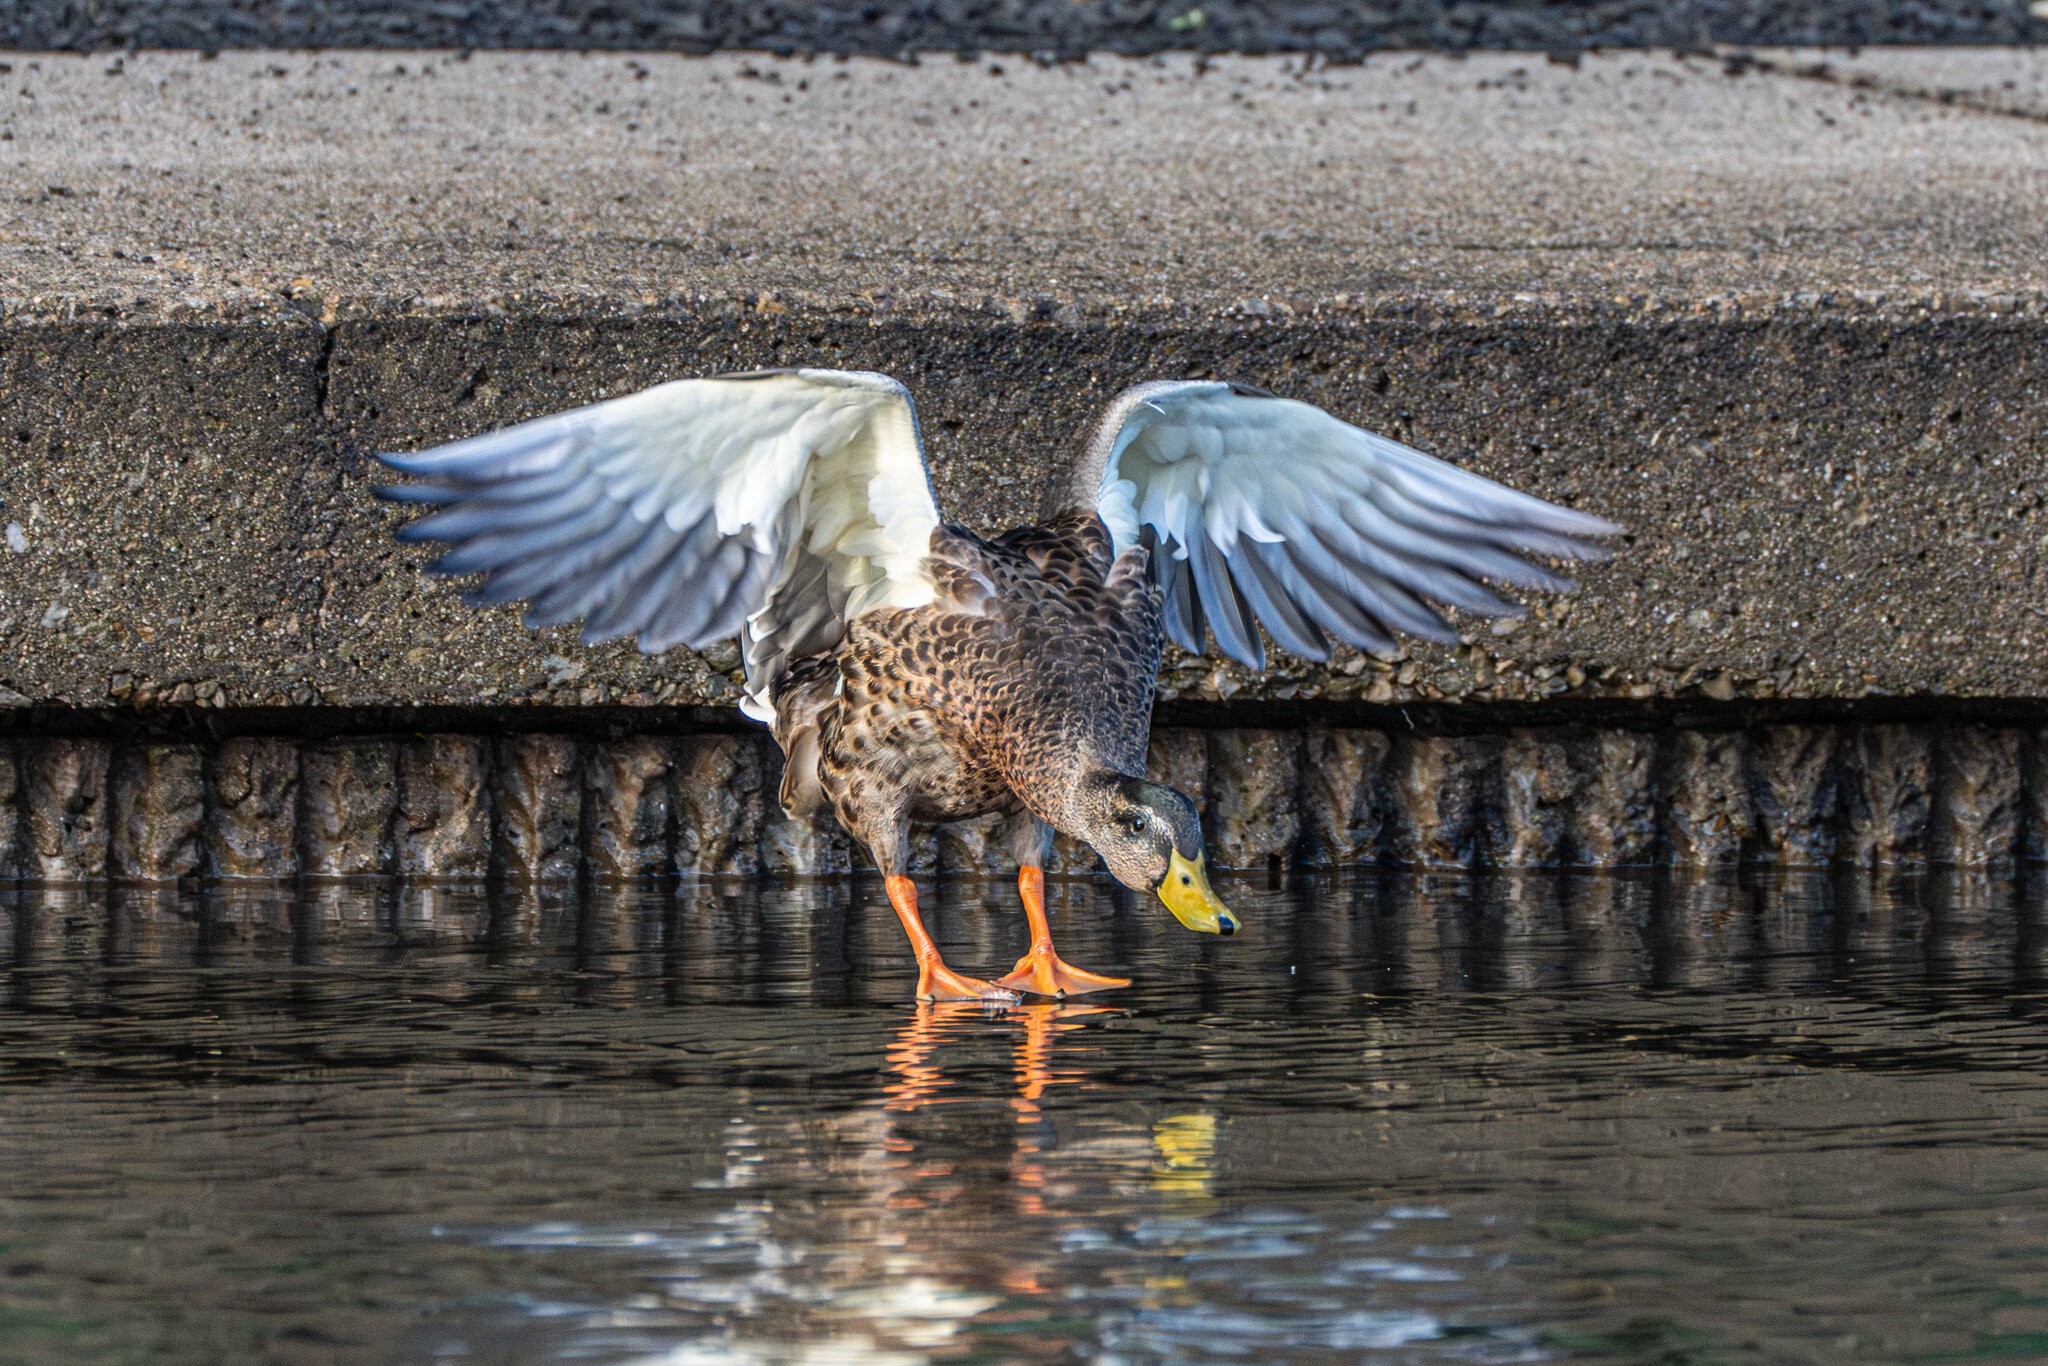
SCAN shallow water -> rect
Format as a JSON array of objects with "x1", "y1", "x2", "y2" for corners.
[{"x1": 4, "y1": 867, "x2": 2048, "y2": 1364}]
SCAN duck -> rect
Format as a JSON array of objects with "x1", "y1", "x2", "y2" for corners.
[{"x1": 375, "y1": 369, "x2": 1618, "y2": 1001}]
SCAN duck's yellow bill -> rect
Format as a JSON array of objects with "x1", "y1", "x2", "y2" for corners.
[{"x1": 1158, "y1": 850, "x2": 1240, "y2": 935}]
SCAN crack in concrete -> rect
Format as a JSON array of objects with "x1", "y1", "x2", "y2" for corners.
[
  {"x1": 1739, "y1": 50, "x2": 2048, "y2": 126},
  {"x1": 312, "y1": 320, "x2": 338, "y2": 422}
]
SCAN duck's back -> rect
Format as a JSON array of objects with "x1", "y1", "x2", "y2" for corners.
[{"x1": 771, "y1": 511, "x2": 1163, "y2": 825}]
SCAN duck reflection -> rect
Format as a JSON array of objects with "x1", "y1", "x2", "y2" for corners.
[
  {"x1": 808, "y1": 999, "x2": 1223, "y2": 1352},
  {"x1": 532, "y1": 998, "x2": 1227, "y2": 1360},
  {"x1": 455, "y1": 1002, "x2": 1158, "y2": 1359},
  {"x1": 881, "y1": 1000, "x2": 1201, "y2": 1213}
]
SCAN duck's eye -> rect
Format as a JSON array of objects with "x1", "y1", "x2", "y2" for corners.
[{"x1": 1124, "y1": 815, "x2": 1146, "y2": 836}]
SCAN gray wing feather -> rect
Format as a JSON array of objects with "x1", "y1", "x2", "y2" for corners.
[
  {"x1": 375, "y1": 369, "x2": 940, "y2": 724},
  {"x1": 522, "y1": 518, "x2": 689, "y2": 629},
  {"x1": 1258, "y1": 542, "x2": 1400, "y2": 656},
  {"x1": 1074, "y1": 380, "x2": 1619, "y2": 667},
  {"x1": 640, "y1": 535, "x2": 752, "y2": 654},
  {"x1": 1142, "y1": 528, "x2": 1207, "y2": 655},
  {"x1": 1189, "y1": 532, "x2": 1266, "y2": 671},
  {"x1": 1231, "y1": 545, "x2": 1331, "y2": 662},
  {"x1": 572, "y1": 519, "x2": 716, "y2": 643}
]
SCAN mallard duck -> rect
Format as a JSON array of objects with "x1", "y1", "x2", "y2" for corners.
[{"x1": 376, "y1": 370, "x2": 1617, "y2": 1001}]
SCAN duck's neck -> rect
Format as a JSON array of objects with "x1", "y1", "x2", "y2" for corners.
[{"x1": 1012, "y1": 757, "x2": 1131, "y2": 842}]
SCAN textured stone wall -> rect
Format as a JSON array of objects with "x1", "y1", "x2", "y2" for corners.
[
  {"x1": 0, "y1": 722, "x2": 2040, "y2": 882},
  {"x1": 9, "y1": 304, "x2": 2048, "y2": 718}
]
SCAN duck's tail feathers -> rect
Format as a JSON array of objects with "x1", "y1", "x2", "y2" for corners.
[{"x1": 770, "y1": 655, "x2": 840, "y2": 819}]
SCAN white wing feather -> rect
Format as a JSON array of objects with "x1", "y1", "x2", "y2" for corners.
[
  {"x1": 377, "y1": 368, "x2": 939, "y2": 724},
  {"x1": 1081, "y1": 381, "x2": 1621, "y2": 668}
]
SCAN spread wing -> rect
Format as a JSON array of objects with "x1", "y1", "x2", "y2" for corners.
[
  {"x1": 1068, "y1": 380, "x2": 1621, "y2": 668},
  {"x1": 375, "y1": 368, "x2": 939, "y2": 723}
]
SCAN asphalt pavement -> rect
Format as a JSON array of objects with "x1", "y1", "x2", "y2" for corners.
[{"x1": 6, "y1": 0, "x2": 2046, "y2": 57}]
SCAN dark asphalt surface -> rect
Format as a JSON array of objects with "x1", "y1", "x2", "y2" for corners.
[{"x1": 4, "y1": 0, "x2": 2044, "y2": 56}]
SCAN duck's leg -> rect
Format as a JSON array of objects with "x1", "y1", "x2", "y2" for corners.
[
  {"x1": 845, "y1": 797, "x2": 1017, "y2": 1003},
  {"x1": 995, "y1": 815, "x2": 1131, "y2": 997},
  {"x1": 998, "y1": 867, "x2": 1133, "y2": 997},
  {"x1": 885, "y1": 874, "x2": 1021, "y2": 1003}
]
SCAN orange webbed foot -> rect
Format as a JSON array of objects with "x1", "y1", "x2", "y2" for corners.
[
  {"x1": 917, "y1": 960, "x2": 1023, "y2": 1004},
  {"x1": 998, "y1": 950, "x2": 1131, "y2": 998},
  {"x1": 1003, "y1": 865, "x2": 1132, "y2": 997},
  {"x1": 887, "y1": 872, "x2": 1021, "y2": 1004}
]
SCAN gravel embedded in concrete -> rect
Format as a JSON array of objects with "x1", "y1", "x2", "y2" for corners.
[{"x1": 6, "y1": 49, "x2": 2048, "y2": 313}]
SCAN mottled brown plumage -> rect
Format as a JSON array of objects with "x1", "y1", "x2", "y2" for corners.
[{"x1": 771, "y1": 510, "x2": 1162, "y2": 880}]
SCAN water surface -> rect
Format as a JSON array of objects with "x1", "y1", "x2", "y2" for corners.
[{"x1": 4, "y1": 868, "x2": 2048, "y2": 1363}]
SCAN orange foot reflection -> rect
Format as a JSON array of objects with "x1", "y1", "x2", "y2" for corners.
[
  {"x1": 883, "y1": 1000, "x2": 980, "y2": 1113},
  {"x1": 881, "y1": 1000, "x2": 1117, "y2": 1115}
]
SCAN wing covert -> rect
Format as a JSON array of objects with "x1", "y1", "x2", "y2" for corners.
[
  {"x1": 376, "y1": 368, "x2": 940, "y2": 723},
  {"x1": 1070, "y1": 381, "x2": 1621, "y2": 669}
]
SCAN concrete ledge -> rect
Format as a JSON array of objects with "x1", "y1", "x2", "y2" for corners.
[{"x1": 1, "y1": 49, "x2": 2046, "y2": 716}]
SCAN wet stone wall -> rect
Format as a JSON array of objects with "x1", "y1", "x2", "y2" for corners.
[{"x1": 0, "y1": 721, "x2": 2040, "y2": 883}]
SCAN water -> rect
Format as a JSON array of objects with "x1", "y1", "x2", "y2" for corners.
[{"x1": 5, "y1": 867, "x2": 2048, "y2": 1364}]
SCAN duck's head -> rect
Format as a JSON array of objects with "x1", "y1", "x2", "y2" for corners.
[{"x1": 1077, "y1": 774, "x2": 1239, "y2": 935}]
